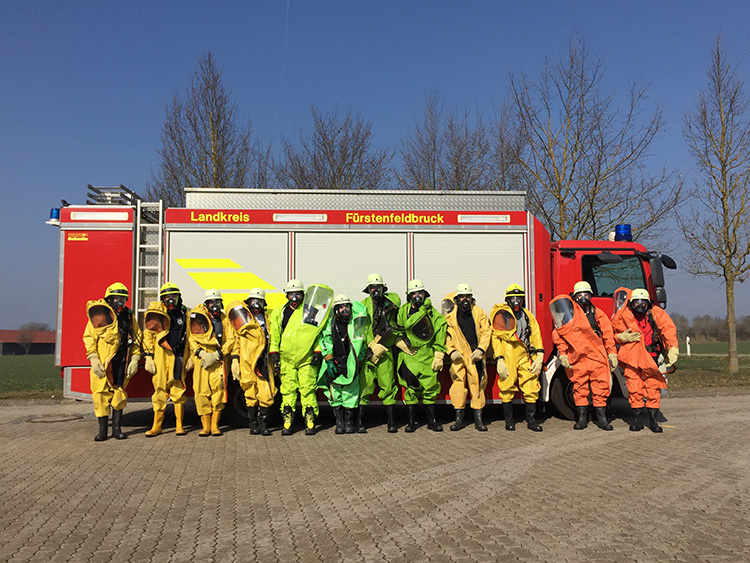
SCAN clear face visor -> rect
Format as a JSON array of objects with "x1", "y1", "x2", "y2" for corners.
[
  {"x1": 205, "y1": 299, "x2": 223, "y2": 316},
  {"x1": 246, "y1": 298, "x2": 265, "y2": 314},
  {"x1": 334, "y1": 303, "x2": 352, "y2": 320},
  {"x1": 301, "y1": 285, "x2": 334, "y2": 327},
  {"x1": 630, "y1": 299, "x2": 650, "y2": 315},
  {"x1": 228, "y1": 305, "x2": 253, "y2": 330},
  {"x1": 368, "y1": 284, "x2": 384, "y2": 298},
  {"x1": 287, "y1": 291, "x2": 304, "y2": 309},
  {"x1": 506, "y1": 296, "x2": 524, "y2": 311},
  {"x1": 441, "y1": 298, "x2": 455, "y2": 316},
  {"x1": 161, "y1": 293, "x2": 180, "y2": 310},
  {"x1": 492, "y1": 309, "x2": 517, "y2": 332},
  {"x1": 106, "y1": 295, "x2": 126, "y2": 312},
  {"x1": 574, "y1": 291, "x2": 592, "y2": 307},
  {"x1": 145, "y1": 311, "x2": 167, "y2": 332},
  {"x1": 550, "y1": 297, "x2": 576, "y2": 329},
  {"x1": 456, "y1": 295, "x2": 473, "y2": 311},
  {"x1": 190, "y1": 313, "x2": 210, "y2": 334},
  {"x1": 88, "y1": 304, "x2": 114, "y2": 328},
  {"x1": 409, "y1": 290, "x2": 426, "y2": 306},
  {"x1": 613, "y1": 288, "x2": 630, "y2": 313},
  {"x1": 352, "y1": 315, "x2": 368, "y2": 340}
]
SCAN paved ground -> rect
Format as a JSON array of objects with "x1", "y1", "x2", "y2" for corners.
[{"x1": 1, "y1": 395, "x2": 748, "y2": 562}]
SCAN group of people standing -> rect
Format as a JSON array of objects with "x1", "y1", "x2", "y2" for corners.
[{"x1": 82, "y1": 274, "x2": 678, "y2": 441}]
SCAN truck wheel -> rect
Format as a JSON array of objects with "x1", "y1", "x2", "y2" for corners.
[
  {"x1": 549, "y1": 369, "x2": 576, "y2": 420},
  {"x1": 223, "y1": 380, "x2": 249, "y2": 428}
]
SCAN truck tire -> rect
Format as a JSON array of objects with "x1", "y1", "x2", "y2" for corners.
[
  {"x1": 549, "y1": 369, "x2": 576, "y2": 420},
  {"x1": 223, "y1": 379, "x2": 249, "y2": 428}
]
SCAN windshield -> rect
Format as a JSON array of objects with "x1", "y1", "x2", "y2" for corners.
[{"x1": 581, "y1": 255, "x2": 646, "y2": 297}]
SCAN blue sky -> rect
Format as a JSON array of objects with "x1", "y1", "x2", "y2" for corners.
[{"x1": 1, "y1": 1, "x2": 749, "y2": 330}]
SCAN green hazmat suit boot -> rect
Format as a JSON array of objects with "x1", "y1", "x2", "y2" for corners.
[
  {"x1": 258, "y1": 407, "x2": 272, "y2": 436},
  {"x1": 248, "y1": 405, "x2": 260, "y2": 435},
  {"x1": 344, "y1": 409, "x2": 356, "y2": 434},
  {"x1": 502, "y1": 402, "x2": 515, "y2": 431},
  {"x1": 386, "y1": 405, "x2": 398, "y2": 433},
  {"x1": 574, "y1": 406, "x2": 588, "y2": 430},
  {"x1": 647, "y1": 408, "x2": 663, "y2": 433},
  {"x1": 450, "y1": 409, "x2": 465, "y2": 431},
  {"x1": 355, "y1": 405, "x2": 367, "y2": 434},
  {"x1": 111, "y1": 409, "x2": 127, "y2": 440},
  {"x1": 405, "y1": 404, "x2": 418, "y2": 433},
  {"x1": 333, "y1": 407, "x2": 345, "y2": 434},
  {"x1": 629, "y1": 408, "x2": 644, "y2": 432},
  {"x1": 425, "y1": 404, "x2": 443, "y2": 432},
  {"x1": 94, "y1": 416, "x2": 108, "y2": 442},
  {"x1": 281, "y1": 406, "x2": 294, "y2": 436},
  {"x1": 525, "y1": 403, "x2": 543, "y2": 432},
  {"x1": 473, "y1": 408, "x2": 487, "y2": 432},
  {"x1": 304, "y1": 406, "x2": 317, "y2": 435},
  {"x1": 595, "y1": 407, "x2": 613, "y2": 431}
]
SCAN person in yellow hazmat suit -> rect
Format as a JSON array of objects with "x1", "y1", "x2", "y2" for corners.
[
  {"x1": 227, "y1": 288, "x2": 276, "y2": 436},
  {"x1": 272, "y1": 283, "x2": 334, "y2": 436},
  {"x1": 142, "y1": 282, "x2": 190, "y2": 437},
  {"x1": 187, "y1": 289, "x2": 236, "y2": 437},
  {"x1": 82, "y1": 282, "x2": 142, "y2": 441},
  {"x1": 490, "y1": 284, "x2": 545, "y2": 432},
  {"x1": 443, "y1": 284, "x2": 492, "y2": 432}
]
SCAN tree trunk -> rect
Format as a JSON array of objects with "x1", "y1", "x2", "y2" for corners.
[{"x1": 726, "y1": 278, "x2": 738, "y2": 373}]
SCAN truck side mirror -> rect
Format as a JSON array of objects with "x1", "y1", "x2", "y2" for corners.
[
  {"x1": 650, "y1": 257, "x2": 665, "y2": 288},
  {"x1": 655, "y1": 287, "x2": 667, "y2": 308},
  {"x1": 661, "y1": 254, "x2": 677, "y2": 270}
]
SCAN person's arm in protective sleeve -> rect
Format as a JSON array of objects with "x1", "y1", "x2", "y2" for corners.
[
  {"x1": 319, "y1": 323, "x2": 333, "y2": 357},
  {"x1": 551, "y1": 328, "x2": 571, "y2": 368},
  {"x1": 268, "y1": 307, "x2": 282, "y2": 354},
  {"x1": 142, "y1": 320, "x2": 156, "y2": 356},
  {"x1": 221, "y1": 318, "x2": 236, "y2": 358},
  {"x1": 129, "y1": 311, "x2": 143, "y2": 358},
  {"x1": 432, "y1": 310, "x2": 448, "y2": 353},
  {"x1": 477, "y1": 309, "x2": 493, "y2": 356},
  {"x1": 82, "y1": 320, "x2": 98, "y2": 358},
  {"x1": 596, "y1": 308, "x2": 617, "y2": 355},
  {"x1": 652, "y1": 307, "x2": 678, "y2": 350}
]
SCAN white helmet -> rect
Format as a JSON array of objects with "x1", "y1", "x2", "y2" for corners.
[
  {"x1": 204, "y1": 288, "x2": 222, "y2": 301},
  {"x1": 455, "y1": 283, "x2": 473, "y2": 296},
  {"x1": 246, "y1": 288, "x2": 266, "y2": 300},
  {"x1": 333, "y1": 294, "x2": 352, "y2": 306},
  {"x1": 366, "y1": 273, "x2": 384, "y2": 285},
  {"x1": 573, "y1": 281, "x2": 593, "y2": 295},
  {"x1": 284, "y1": 279, "x2": 304, "y2": 293},
  {"x1": 407, "y1": 278, "x2": 430, "y2": 298},
  {"x1": 630, "y1": 288, "x2": 650, "y2": 301}
]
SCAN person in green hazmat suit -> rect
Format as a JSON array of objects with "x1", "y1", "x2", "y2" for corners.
[
  {"x1": 187, "y1": 289, "x2": 236, "y2": 437},
  {"x1": 318, "y1": 295, "x2": 368, "y2": 434},
  {"x1": 271, "y1": 282, "x2": 334, "y2": 436},
  {"x1": 227, "y1": 288, "x2": 276, "y2": 436},
  {"x1": 359, "y1": 273, "x2": 402, "y2": 433},
  {"x1": 83, "y1": 282, "x2": 142, "y2": 441},
  {"x1": 396, "y1": 279, "x2": 448, "y2": 432},
  {"x1": 142, "y1": 282, "x2": 190, "y2": 437}
]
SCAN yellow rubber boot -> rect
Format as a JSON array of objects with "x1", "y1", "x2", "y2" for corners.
[
  {"x1": 174, "y1": 404, "x2": 186, "y2": 436},
  {"x1": 211, "y1": 410, "x2": 223, "y2": 436},
  {"x1": 199, "y1": 414, "x2": 211, "y2": 437},
  {"x1": 145, "y1": 410, "x2": 165, "y2": 437}
]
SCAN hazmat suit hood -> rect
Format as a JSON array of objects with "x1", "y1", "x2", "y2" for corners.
[
  {"x1": 549, "y1": 294, "x2": 608, "y2": 364},
  {"x1": 280, "y1": 284, "x2": 334, "y2": 365}
]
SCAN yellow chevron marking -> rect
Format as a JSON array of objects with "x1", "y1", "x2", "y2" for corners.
[{"x1": 175, "y1": 258, "x2": 242, "y2": 269}]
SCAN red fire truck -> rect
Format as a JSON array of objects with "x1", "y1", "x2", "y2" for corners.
[{"x1": 50, "y1": 185, "x2": 676, "y2": 425}]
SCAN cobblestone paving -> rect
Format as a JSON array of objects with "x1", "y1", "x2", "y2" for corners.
[{"x1": 0, "y1": 396, "x2": 748, "y2": 562}]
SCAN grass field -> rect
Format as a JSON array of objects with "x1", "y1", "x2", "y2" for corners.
[
  {"x1": 683, "y1": 340, "x2": 750, "y2": 355},
  {"x1": 0, "y1": 355, "x2": 62, "y2": 399}
]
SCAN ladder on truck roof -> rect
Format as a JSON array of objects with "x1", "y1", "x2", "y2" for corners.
[{"x1": 134, "y1": 199, "x2": 164, "y2": 323}]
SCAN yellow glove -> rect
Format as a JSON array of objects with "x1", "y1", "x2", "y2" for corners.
[
  {"x1": 231, "y1": 358, "x2": 240, "y2": 380},
  {"x1": 144, "y1": 356, "x2": 157, "y2": 374},
  {"x1": 199, "y1": 350, "x2": 222, "y2": 370},
  {"x1": 431, "y1": 351, "x2": 445, "y2": 372},
  {"x1": 470, "y1": 348, "x2": 484, "y2": 363},
  {"x1": 395, "y1": 337, "x2": 416, "y2": 356},
  {"x1": 559, "y1": 354, "x2": 570, "y2": 369},
  {"x1": 616, "y1": 329, "x2": 641, "y2": 343},
  {"x1": 496, "y1": 357, "x2": 509, "y2": 380},
  {"x1": 185, "y1": 356, "x2": 194, "y2": 372},
  {"x1": 667, "y1": 346, "x2": 679, "y2": 365},
  {"x1": 126, "y1": 355, "x2": 140, "y2": 380},
  {"x1": 368, "y1": 341, "x2": 388, "y2": 364},
  {"x1": 530, "y1": 356, "x2": 543, "y2": 376},
  {"x1": 88, "y1": 353, "x2": 105, "y2": 379},
  {"x1": 608, "y1": 353, "x2": 619, "y2": 370}
]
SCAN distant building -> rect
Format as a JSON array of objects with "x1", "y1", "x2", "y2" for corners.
[{"x1": 0, "y1": 330, "x2": 56, "y2": 356}]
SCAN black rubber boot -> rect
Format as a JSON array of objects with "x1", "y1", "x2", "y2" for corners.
[
  {"x1": 574, "y1": 406, "x2": 588, "y2": 430},
  {"x1": 473, "y1": 408, "x2": 488, "y2": 431},
  {"x1": 425, "y1": 404, "x2": 443, "y2": 432},
  {"x1": 405, "y1": 404, "x2": 418, "y2": 433},
  {"x1": 111, "y1": 409, "x2": 127, "y2": 440},
  {"x1": 502, "y1": 402, "x2": 515, "y2": 431},
  {"x1": 281, "y1": 405, "x2": 294, "y2": 436},
  {"x1": 385, "y1": 405, "x2": 398, "y2": 433},
  {"x1": 248, "y1": 405, "x2": 260, "y2": 435},
  {"x1": 647, "y1": 407, "x2": 663, "y2": 433},
  {"x1": 355, "y1": 405, "x2": 367, "y2": 433},
  {"x1": 94, "y1": 416, "x2": 108, "y2": 442},
  {"x1": 595, "y1": 407, "x2": 613, "y2": 431},
  {"x1": 333, "y1": 407, "x2": 345, "y2": 434},
  {"x1": 525, "y1": 403, "x2": 543, "y2": 432},
  {"x1": 344, "y1": 409, "x2": 356, "y2": 434},
  {"x1": 304, "y1": 406, "x2": 317, "y2": 435},
  {"x1": 258, "y1": 407, "x2": 272, "y2": 436},
  {"x1": 450, "y1": 409, "x2": 465, "y2": 431},
  {"x1": 629, "y1": 407, "x2": 644, "y2": 432}
]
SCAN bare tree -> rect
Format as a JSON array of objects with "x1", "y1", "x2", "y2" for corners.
[
  {"x1": 145, "y1": 52, "x2": 263, "y2": 206},
  {"x1": 276, "y1": 107, "x2": 392, "y2": 190},
  {"x1": 508, "y1": 38, "x2": 681, "y2": 242},
  {"x1": 681, "y1": 38, "x2": 750, "y2": 372},
  {"x1": 17, "y1": 322, "x2": 51, "y2": 355},
  {"x1": 398, "y1": 94, "x2": 500, "y2": 191}
]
